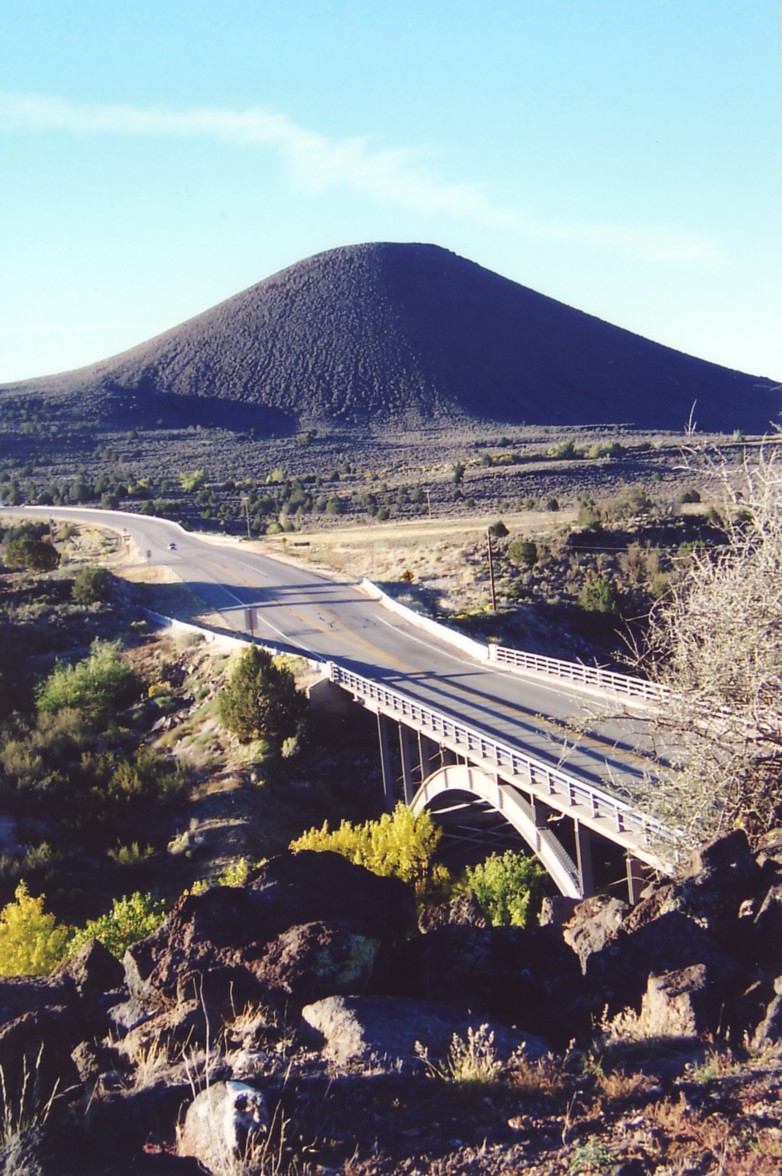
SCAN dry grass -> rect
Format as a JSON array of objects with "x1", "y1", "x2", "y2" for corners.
[
  {"x1": 508, "y1": 1051, "x2": 568, "y2": 1100},
  {"x1": 261, "y1": 509, "x2": 575, "y2": 617},
  {"x1": 594, "y1": 1067, "x2": 658, "y2": 1102},
  {"x1": 0, "y1": 1047, "x2": 61, "y2": 1144}
]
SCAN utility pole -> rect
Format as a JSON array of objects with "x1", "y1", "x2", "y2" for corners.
[
  {"x1": 487, "y1": 529, "x2": 497, "y2": 611},
  {"x1": 424, "y1": 488, "x2": 432, "y2": 519}
]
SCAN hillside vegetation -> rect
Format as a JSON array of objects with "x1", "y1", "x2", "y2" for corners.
[{"x1": 4, "y1": 444, "x2": 782, "y2": 1173}]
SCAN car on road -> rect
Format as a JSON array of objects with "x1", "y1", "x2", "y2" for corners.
[{"x1": 167, "y1": 542, "x2": 177, "y2": 550}]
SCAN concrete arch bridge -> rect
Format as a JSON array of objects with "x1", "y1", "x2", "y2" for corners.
[{"x1": 321, "y1": 663, "x2": 675, "y2": 905}]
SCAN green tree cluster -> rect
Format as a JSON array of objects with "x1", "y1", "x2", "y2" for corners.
[
  {"x1": 68, "y1": 891, "x2": 168, "y2": 959},
  {"x1": 3, "y1": 535, "x2": 60, "y2": 572},
  {"x1": 0, "y1": 884, "x2": 168, "y2": 975},
  {"x1": 0, "y1": 883, "x2": 71, "y2": 975}
]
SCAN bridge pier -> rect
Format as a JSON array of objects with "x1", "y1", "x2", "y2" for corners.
[
  {"x1": 531, "y1": 796, "x2": 549, "y2": 830},
  {"x1": 418, "y1": 733, "x2": 442, "y2": 778},
  {"x1": 574, "y1": 821, "x2": 595, "y2": 898},
  {"x1": 376, "y1": 714, "x2": 395, "y2": 809},
  {"x1": 626, "y1": 854, "x2": 646, "y2": 905},
  {"x1": 399, "y1": 724, "x2": 417, "y2": 804}
]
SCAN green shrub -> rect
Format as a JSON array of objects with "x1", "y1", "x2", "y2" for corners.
[
  {"x1": 36, "y1": 639, "x2": 140, "y2": 722},
  {"x1": 68, "y1": 891, "x2": 168, "y2": 959},
  {"x1": 507, "y1": 537, "x2": 538, "y2": 568},
  {"x1": 85, "y1": 746, "x2": 188, "y2": 831},
  {"x1": 579, "y1": 575, "x2": 620, "y2": 615},
  {"x1": 179, "y1": 469, "x2": 206, "y2": 492},
  {"x1": 577, "y1": 499, "x2": 602, "y2": 529},
  {"x1": 547, "y1": 440, "x2": 582, "y2": 460},
  {"x1": 290, "y1": 803, "x2": 447, "y2": 896},
  {"x1": 71, "y1": 566, "x2": 111, "y2": 604},
  {"x1": 461, "y1": 850, "x2": 546, "y2": 927}
]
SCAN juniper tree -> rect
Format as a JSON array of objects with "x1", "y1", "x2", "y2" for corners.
[{"x1": 218, "y1": 645, "x2": 307, "y2": 746}]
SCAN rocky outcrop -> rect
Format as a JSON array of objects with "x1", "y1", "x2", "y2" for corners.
[
  {"x1": 388, "y1": 922, "x2": 586, "y2": 1045},
  {"x1": 124, "y1": 850, "x2": 414, "y2": 1012},
  {"x1": 3, "y1": 832, "x2": 782, "y2": 1173},
  {"x1": 300, "y1": 994, "x2": 548, "y2": 1071}
]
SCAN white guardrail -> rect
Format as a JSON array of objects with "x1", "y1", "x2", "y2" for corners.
[
  {"x1": 487, "y1": 644, "x2": 670, "y2": 704},
  {"x1": 360, "y1": 578, "x2": 668, "y2": 706},
  {"x1": 327, "y1": 662, "x2": 672, "y2": 863}
]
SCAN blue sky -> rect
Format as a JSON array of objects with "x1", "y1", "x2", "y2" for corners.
[{"x1": 0, "y1": 0, "x2": 780, "y2": 385}]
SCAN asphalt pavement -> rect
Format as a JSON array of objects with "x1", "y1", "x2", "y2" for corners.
[{"x1": 3, "y1": 505, "x2": 663, "y2": 804}]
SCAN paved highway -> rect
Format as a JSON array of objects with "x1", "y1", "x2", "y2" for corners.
[{"x1": 3, "y1": 506, "x2": 664, "y2": 807}]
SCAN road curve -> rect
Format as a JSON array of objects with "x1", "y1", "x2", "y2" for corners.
[{"x1": 2, "y1": 506, "x2": 663, "y2": 806}]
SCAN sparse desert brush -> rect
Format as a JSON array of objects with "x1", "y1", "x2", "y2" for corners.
[
  {"x1": 507, "y1": 1051, "x2": 567, "y2": 1100},
  {"x1": 416, "y1": 1025, "x2": 502, "y2": 1087},
  {"x1": 594, "y1": 1067, "x2": 659, "y2": 1102}
]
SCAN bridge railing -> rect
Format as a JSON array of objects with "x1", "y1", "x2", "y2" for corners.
[
  {"x1": 327, "y1": 662, "x2": 673, "y2": 862},
  {"x1": 360, "y1": 575, "x2": 668, "y2": 704},
  {"x1": 487, "y1": 644, "x2": 670, "y2": 704}
]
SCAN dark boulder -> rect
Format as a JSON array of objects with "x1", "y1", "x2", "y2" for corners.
[
  {"x1": 753, "y1": 975, "x2": 782, "y2": 1046},
  {"x1": 417, "y1": 892, "x2": 488, "y2": 934},
  {"x1": 124, "y1": 852, "x2": 415, "y2": 1010},
  {"x1": 562, "y1": 894, "x2": 628, "y2": 973},
  {"x1": 0, "y1": 974, "x2": 77, "y2": 1023},
  {"x1": 677, "y1": 829, "x2": 762, "y2": 939},
  {"x1": 583, "y1": 910, "x2": 749, "y2": 1026},
  {"x1": 54, "y1": 937, "x2": 125, "y2": 997},
  {"x1": 0, "y1": 1009, "x2": 83, "y2": 1119},
  {"x1": 749, "y1": 882, "x2": 782, "y2": 966},
  {"x1": 246, "y1": 850, "x2": 415, "y2": 940},
  {"x1": 754, "y1": 827, "x2": 782, "y2": 870},
  {"x1": 638, "y1": 964, "x2": 728, "y2": 1039},
  {"x1": 387, "y1": 924, "x2": 586, "y2": 1046},
  {"x1": 252, "y1": 919, "x2": 381, "y2": 1004}
]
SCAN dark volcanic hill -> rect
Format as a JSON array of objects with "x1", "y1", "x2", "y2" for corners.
[{"x1": 3, "y1": 242, "x2": 779, "y2": 434}]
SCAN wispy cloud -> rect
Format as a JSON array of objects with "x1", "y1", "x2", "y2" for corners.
[{"x1": 0, "y1": 91, "x2": 719, "y2": 266}]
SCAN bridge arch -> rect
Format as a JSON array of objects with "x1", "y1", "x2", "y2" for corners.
[{"x1": 411, "y1": 764, "x2": 582, "y2": 898}]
